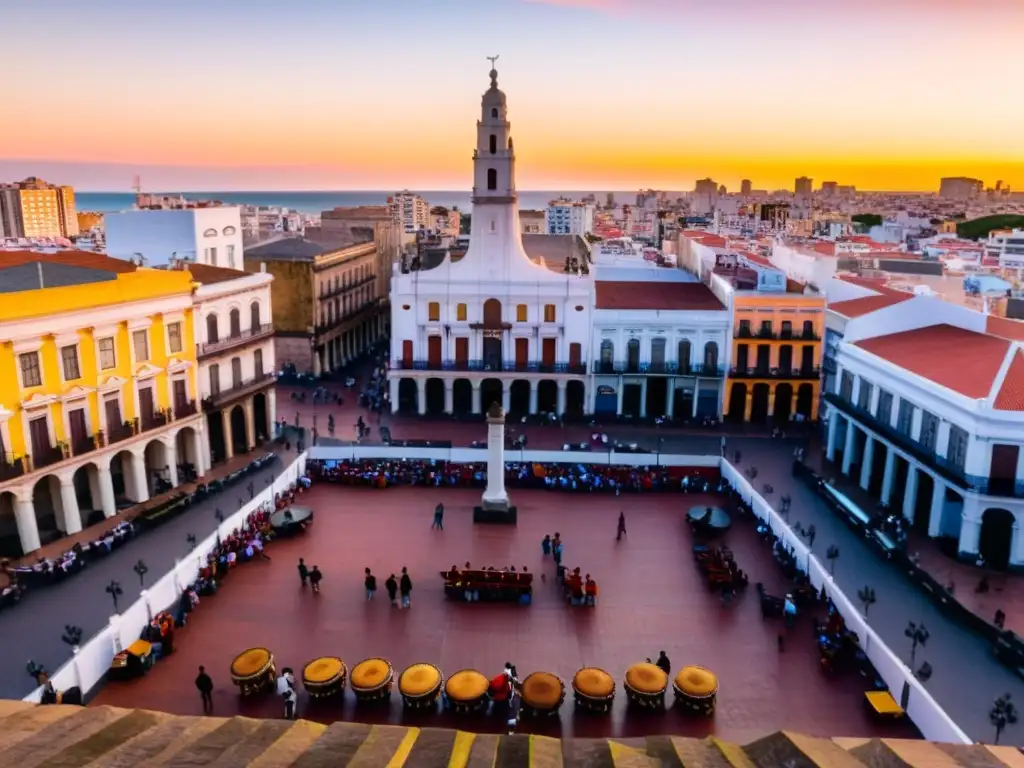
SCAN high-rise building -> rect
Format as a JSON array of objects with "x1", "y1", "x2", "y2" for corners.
[
  {"x1": 545, "y1": 199, "x2": 595, "y2": 235},
  {"x1": 740, "y1": 179, "x2": 752, "y2": 196},
  {"x1": 939, "y1": 177, "x2": 984, "y2": 200},
  {"x1": 795, "y1": 177, "x2": 814, "y2": 197},
  {"x1": 56, "y1": 185, "x2": 78, "y2": 237},
  {"x1": 389, "y1": 191, "x2": 430, "y2": 233},
  {"x1": 820, "y1": 181, "x2": 838, "y2": 196},
  {"x1": 0, "y1": 178, "x2": 81, "y2": 239}
]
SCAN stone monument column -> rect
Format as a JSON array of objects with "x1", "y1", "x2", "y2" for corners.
[{"x1": 481, "y1": 403, "x2": 509, "y2": 510}]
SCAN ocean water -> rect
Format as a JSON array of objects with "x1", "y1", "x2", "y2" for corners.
[{"x1": 77, "y1": 190, "x2": 633, "y2": 215}]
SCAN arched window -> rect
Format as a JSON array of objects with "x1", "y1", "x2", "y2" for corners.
[
  {"x1": 483, "y1": 298, "x2": 502, "y2": 326},
  {"x1": 487, "y1": 168, "x2": 497, "y2": 191},
  {"x1": 677, "y1": 339, "x2": 691, "y2": 374},
  {"x1": 802, "y1": 320, "x2": 815, "y2": 339},
  {"x1": 626, "y1": 339, "x2": 641, "y2": 373},
  {"x1": 206, "y1": 314, "x2": 219, "y2": 344},
  {"x1": 704, "y1": 341, "x2": 719, "y2": 372},
  {"x1": 231, "y1": 357, "x2": 242, "y2": 387},
  {"x1": 600, "y1": 340, "x2": 614, "y2": 373},
  {"x1": 491, "y1": 107, "x2": 498, "y2": 118},
  {"x1": 489, "y1": 134, "x2": 497, "y2": 154},
  {"x1": 209, "y1": 363, "x2": 220, "y2": 396},
  {"x1": 229, "y1": 308, "x2": 241, "y2": 338},
  {"x1": 250, "y1": 301, "x2": 261, "y2": 330}
]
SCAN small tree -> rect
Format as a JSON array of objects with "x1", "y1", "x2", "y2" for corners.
[
  {"x1": 133, "y1": 559, "x2": 149, "y2": 588},
  {"x1": 990, "y1": 694, "x2": 1018, "y2": 745},
  {"x1": 61, "y1": 625, "x2": 83, "y2": 650},
  {"x1": 858, "y1": 585, "x2": 876, "y2": 617},
  {"x1": 106, "y1": 580, "x2": 123, "y2": 613},
  {"x1": 905, "y1": 621, "x2": 929, "y2": 667},
  {"x1": 826, "y1": 545, "x2": 839, "y2": 576}
]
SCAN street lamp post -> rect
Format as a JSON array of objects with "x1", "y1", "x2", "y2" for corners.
[
  {"x1": 858, "y1": 585, "x2": 876, "y2": 617},
  {"x1": 106, "y1": 580, "x2": 123, "y2": 613},
  {"x1": 990, "y1": 694, "x2": 1018, "y2": 745},
  {"x1": 133, "y1": 559, "x2": 149, "y2": 588},
  {"x1": 905, "y1": 621, "x2": 929, "y2": 667},
  {"x1": 826, "y1": 545, "x2": 839, "y2": 576}
]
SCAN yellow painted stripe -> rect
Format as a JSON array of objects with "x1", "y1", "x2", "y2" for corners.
[
  {"x1": 385, "y1": 727, "x2": 421, "y2": 767},
  {"x1": 448, "y1": 731, "x2": 476, "y2": 768},
  {"x1": 529, "y1": 735, "x2": 564, "y2": 768},
  {"x1": 247, "y1": 721, "x2": 328, "y2": 768}
]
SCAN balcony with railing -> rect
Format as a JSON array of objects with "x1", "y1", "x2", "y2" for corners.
[
  {"x1": 203, "y1": 372, "x2": 276, "y2": 411},
  {"x1": 590, "y1": 361, "x2": 725, "y2": 377},
  {"x1": 174, "y1": 399, "x2": 198, "y2": 419},
  {"x1": 107, "y1": 419, "x2": 139, "y2": 445},
  {"x1": 0, "y1": 454, "x2": 26, "y2": 483},
  {"x1": 71, "y1": 433, "x2": 102, "y2": 457},
  {"x1": 319, "y1": 274, "x2": 376, "y2": 300},
  {"x1": 31, "y1": 444, "x2": 67, "y2": 471},
  {"x1": 735, "y1": 327, "x2": 821, "y2": 341},
  {"x1": 315, "y1": 300, "x2": 379, "y2": 335},
  {"x1": 825, "y1": 392, "x2": 1024, "y2": 498},
  {"x1": 391, "y1": 359, "x2": 587, "y2": 375},
  {"x1": 729, "y1": 366, "x2": 821, "y2": 380},
  {"x1": 140, "y1": 408, "x2": 171, "y2": 433},
  {"x1": 197, "y1": 323, "x2": 274, "y2": 359}
]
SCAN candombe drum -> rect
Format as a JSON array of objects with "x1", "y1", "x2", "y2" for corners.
[
  {"x1": 572, "y1": 667, "x2": 615, "y2": 713},
  {"x1": 444, "y1": 669, "x2": 490, "y2": 714},
  {"x1": 624, "y1": 662, "x2": 668, "y2": 709},
  {"x1": 230, "y1": 647, "x2": 276, "y2": 696},
  {"x1": 350, "y1": 657, "x2": 394, "y2": 704},
  {"x1": 399, "y1": 663, "x2": 444, "y2": 709},
  {"x1": 302, "y1": 656, "x2": 347, "y2": 700},
  {"x1": 673, "y1": 666, "x2": 718, "y2": 716},
  {"x1": 520, "y1": 671, "x2": 565, "y2": 718}
]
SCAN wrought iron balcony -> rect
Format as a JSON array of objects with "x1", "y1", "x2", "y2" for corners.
[
  {"x1": 108, "y1": 419, "x2": 139, "y2": 445},
  {"x1": 391, "y1": 359, "x2": 587, "y2": 375},
  {"x1": 590, "y1": 361, "x2": 725, "y2": 377},
  {"x1": 141, "y1": 408, "x2": 171, "y2": 433},
  {"x1": 72, "y1": 433, "x2": 101, "y2": 457},
  {"x1": 203, "y1": 372, "x2": 276, "y2": 411},
  {"x1": 729, "y1": 366, "x2": 821, "y2": 380},
  {"x1": 734, "y1": 328, "x2": 820, "y2": 341},
  {"x1": 31, "y1": 444, "x2": 67, "y2": 471},
  {"x1": 318, "y1": 274, "x2": 375, "y2": 300},
  {"x1": 315, "y1": 301, "x2": 379, "y2": 335},
  {"x1": 197, "y1": 323, "x2": 275, "y2": 359},
  {"x1": 174, "y1": 399, "x2": 198, "y2": 419},
  {"x1": 0, "y1": 454, "x2": 26, "y2": 483}
]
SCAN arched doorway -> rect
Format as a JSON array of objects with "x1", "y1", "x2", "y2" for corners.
[
  {"x1": 509, "y1": 380, "x2": 530, "y2": 415},
  {"x1": 206, "y1": 410, "x2": 227, "y2": 465},
  {"x1": 31, "y1": 475, "x2": 61, "y2": 541},
  {"x1": 537, "y1": 380, "x2": 557, "y2": 413},
  {"x1": 566, "y1": 381, "x2": 585, "y2": 418},
  {"x1": 72, "y1": 463, "x2": 103, "y2": 527},
  {"x1": 397, "y1": 379, "x2": 418, "y2": 413},
  {"x1": 480, "y1": 378, "x2": 503, "y2": 414},
  {"x1": 144, "y1": 439, "x2": 170, "y2": 496},
  {"x1": 176, "y1": 426, "x2": 201, "y2": 480},
  {"x1": 979, "y1": 508, "x2": 1015, "y2": 571},
  {"x1": 453, "y1": 379, "x2": 472, "y2": 415},
  {"x1": 796, "y1": 384, "x2": 814, "y2": 419},
  {"x1": 774, "y1": 383, "x2": 793, "y2": 424},
  {"x1": 0, "y1": 491, "x2": 22, "y2": 557},
  {"x1": 750, "y1": 383, "x2": 770, "y2": 423},
  {"x1": 425, "y1": 378, "x2": 445, "y2": 414},
  {"x1": 645, "y1": 378, "x2": 667, "y2": 419},
  {"x1": 727, "y1": 383, "x2": 747, "y2": 422},
  {"x1": 674, "y1": 387, "x2": 693, "y2": 420},
  {"x1": 110, "y1": 450, "x2": 139, "y2": 504},
  {"x1": 482, "y1": 300, "x2": 503, "y2": 370},
  {"x1": 229, "y1": 405, "x2": 248, "y2": 455},
  {"x1": 253, "y1": 392, "x2": 269, "y2": 443},
  {"x1": 703, "y1": 341, "x2": 719, "y2": 373}
]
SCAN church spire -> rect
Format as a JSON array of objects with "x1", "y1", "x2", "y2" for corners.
[
  {"x1": 472, "y1": 56, "x2": 515, "y2": 205},
  {"x1": 487, "y1": 55, "x2": 499, "y2": 89}
]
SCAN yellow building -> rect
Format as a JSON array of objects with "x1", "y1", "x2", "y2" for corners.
[
  {"x1": 725, "y1": 292, "x2": 825, "y2": 423},
  {"x1": 0, "y1": 252, "x2": 206, "y2": 557}
]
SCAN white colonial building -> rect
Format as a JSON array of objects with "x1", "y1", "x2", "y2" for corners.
[
  {"x1": 824, "y1": 299, "x2": 1024, "y2": 568},
  {"x1": 389, "y1": 65, "x2": 593, "y2": 418},
  {"x1": 187, "y1": 264, "x2": 277, "y2": 466},
  {"x1": 106, "y1": 207, "x2": 244, "y2": 268}
]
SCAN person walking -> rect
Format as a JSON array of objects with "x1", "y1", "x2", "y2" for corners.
[
  {"x1": 195, "y1": 665, "x2": 214, "y2": 714},
  {"x1": 385, "y1": 573, "x2": 398, "y2": 606},
  {"x1": 541, "y1": 534, "x2": 551, "y2": 556},
  {"x1": 432, "y1": 503, "x2": 444, "y2": 530},
  {"x1": 616, "y1": 512, "x2": 627, "y2": 541},
  {"x1": 399, "y1": 567, "x2": 412, "y2": 609},
  {"x1": 364, "y1": 568, "x2": 377, "y2": 601},
  {"x1": 297, "y1": 558, "x2": 309, "y2": 588},
  {"x1": 309, "y1": 566, "x2": 322, "y2": 594},
  {"x1": 277, "y1": 667, "x2": 298, "y2": 719}
]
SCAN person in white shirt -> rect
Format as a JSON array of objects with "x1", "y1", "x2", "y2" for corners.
[{"x1": 277, "y1": 668, "x2": 297, "y2": 719}]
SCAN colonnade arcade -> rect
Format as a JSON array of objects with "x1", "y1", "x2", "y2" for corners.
[
  {"x1": 726, "y1": 381, "x2": 816, "y2": 423},
  {"x1": 826, "y1": 409, "x2": 1023, "y2": 570},
  {"x1": 391, "y1": 376, "x2": 586, "y2": 419},
  {"x1": 205, "y1": 391, "x2": 274, "y2": 466},
  {"x1": 0, "y1": 425, "x2": 205, "y2": 557}
]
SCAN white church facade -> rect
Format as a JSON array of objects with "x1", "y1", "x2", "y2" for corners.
[{"x1": 389, "y1": 65, "x2": 593, "y2": 418}]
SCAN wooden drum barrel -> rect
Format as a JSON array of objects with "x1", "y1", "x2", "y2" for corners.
[
  {"x1": 624, "y1": 662, "x2": 668, "y2": 709},
  {"x1": 444, "y1": 669, "x2": 490, "y2": 714},
  {"x1": 350, "y1": 657, "x2": 394, "y2": 704},
  {"x1": 399, "y1": 663, "x2": 444, "y2": 709},
  {"x1": 672, "y1": 666, "x2": 718, "y2": 716},
  {"x1": 230, "y1": 647, "x2": 276, "y2": 696},
  {"x1": 520, "y1": 671, "x2": 565, "y2": 717},
  {"x1": 302, "y1": 656, "x2": 347, "y2": 700},
  {"x1": 572, "y1": 667, "x2": 615, "y2": 713}
]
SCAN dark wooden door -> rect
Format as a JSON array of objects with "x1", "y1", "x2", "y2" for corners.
[
  {"x1": 105, "y1": 397, "x2": 122, "y2": 430},
  {"x1": 989, "y1": 444, "x2": 1020, "y2": 495},
  {"x1": 29, "y1": 416, "x2": 50, "y2": 456},
  {"x1": 139, "y1": 386, "x2": 155, "y2": 420},
  {"x1": 455, "y1": 337, "x2": 469, "y2": 366},
  {"x1": 402, "y1": 340, "x2": 413, "y2": 367},
  {"x1": 569, "y1": 342, "x2": 581, "y2": 368},
  {"x1": 68, "y1": 408, "x2": 88, "y2": 449},
  {"x1": 515, "y1": 338, "x2": 529, "y2": 369},
  {"x1": 173, "y1": 379, "x2": 188, "y2": 409},
  {"x1": 428, "y1": 336, "x2": 442, "y2": 368},
  {"x1": 542, "y1": 338, "x2": 556, "y2": 367}
]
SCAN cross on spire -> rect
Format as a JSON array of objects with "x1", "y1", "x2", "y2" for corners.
[{"x1": 487, "y1": 55, "x2": 500, "y2": 87}]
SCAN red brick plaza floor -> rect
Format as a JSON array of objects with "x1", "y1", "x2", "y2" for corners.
[{"x1": 91, "y1": 484, "x2": 919, "y2": 743}]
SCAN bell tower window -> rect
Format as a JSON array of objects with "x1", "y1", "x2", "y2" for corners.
[
  {"x1": 487, "y1": 168, "x2": 497, "y2": 191},
  {"x1": 491, "y1": 108, "x2": 498, "y2": 118},
  {"x1": 489, "y1": 134, "x2": 497, "y2": 154}
]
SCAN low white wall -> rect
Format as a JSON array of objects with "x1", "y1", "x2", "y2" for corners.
[
  {"x1": 22, "y1": 452, "x2": 308, "y2": 704},
  {"x1": 718, "y1": 460, "x2": 970, "y2": 745}
]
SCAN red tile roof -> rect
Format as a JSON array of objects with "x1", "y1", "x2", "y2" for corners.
[
  {"x1": 696, "y1": 235, "x2": 727, "y2": 248},
  {"x1": 812, "y1": 242, "x2": 837, "y2": 257},
  {"x1": 829, "y1": 293, "x2": 913, "y2": 318},
  {"x1": 595, "y1": 281, "x2": 726, "y2": 311},
  {"x1": 986, "y1": 315, "x2": 1024, "y2": 342},
  {"x1": 854, "y1": 324, "x2": 1010, "y2": 399},
  {"x1": 994, "y1": 350, "x2": 1024, "y2": 411},
  {"x1": 740, "y1": 250, "x2": 774, "y2": 268},
  {"x1": 185, "y1": 263, "x2": 251, "y2": 285},
  {"x1": 0, "y1": 250, "x2": 137, "y2": 273}
]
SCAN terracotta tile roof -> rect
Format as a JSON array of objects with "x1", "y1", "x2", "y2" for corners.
[
  {"x1": 0, "y1": 250, "x2": 136, "y2": 273},
  {"x1": 829, "y1": 293, "x2": 913, "y2": 318},
  {"x1": 854, "y1": 324, "x2": 1010, "y2": 399},
  {"x1": 185, "y1": 263, "x2": 251, "y2": 285},
  {"x1": 812, "y1": 242, "x2": 837, "y2": 256},
  {"x1": 986, "y1": 315, "x2": 1024, "y2": 342},
  {"x1": 994, "y1": 350, "x2": 1024, "y2": 411},
  {"x1": 595, "y1": 281, "x2": 725, "y2": 311},
  {"x1": 740, "y1": 250, "x2": 774, "y2": 268},
  {"x1": 696, "y1": 234, "x2": 727, "y2": 248}
]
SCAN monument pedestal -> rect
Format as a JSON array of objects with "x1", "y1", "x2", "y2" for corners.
[{"x1": 473, "y1": 403, "x2": 517, "y2": 525}]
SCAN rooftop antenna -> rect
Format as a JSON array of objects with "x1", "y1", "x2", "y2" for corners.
[{"x1": 132, "y1": 175, "x2": 142, "y2": 194}]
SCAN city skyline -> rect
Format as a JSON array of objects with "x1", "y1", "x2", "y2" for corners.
[{"x1": 4, "y1": 0, "x2": 1023, "y2": 192}]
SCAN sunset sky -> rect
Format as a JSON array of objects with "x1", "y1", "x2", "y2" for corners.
[{"x1": 4, "y1": 0, "x2": 1023, "y2": 192}]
